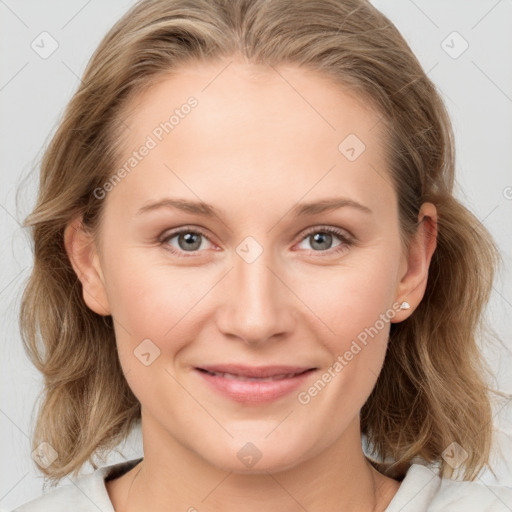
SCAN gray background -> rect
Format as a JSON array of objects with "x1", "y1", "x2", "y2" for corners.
[{"x1": 1, "y1": 0, "x2": 511, "y2": 509}]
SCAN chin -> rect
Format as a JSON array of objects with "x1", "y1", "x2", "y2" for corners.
[{"x1": 197, "y1": 430, "x2": 316, "y2": 475}]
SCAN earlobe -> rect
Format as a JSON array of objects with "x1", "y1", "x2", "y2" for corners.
[
  {"x1": 391, "y1": 202, "x2": 438, "y2": 323},
  {"x1": 63, "y1": 217, "x2": 111, "y2": 316}
]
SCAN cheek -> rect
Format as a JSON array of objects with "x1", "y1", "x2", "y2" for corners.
[
  {"x1": 298, "y1": 249, "x2": 399, "y2": 397},
  {"x1": 302, "y1": 251, "x2": 399, "y2": 345},
  {"x1": 104, "y1": 259, "x2": 191, "y2": 406},
  {"x1": 291, "y1": 279, "x2": 393, "y2": 451},
  {"x1": 104, "y1": 247, "x2": 195, "y2": 329},
  {"x1": 103, "y1": 250, "x2": 216, "y2": 371}
]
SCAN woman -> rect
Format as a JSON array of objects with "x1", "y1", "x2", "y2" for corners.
[{"x1": 15, "y1": 0, "x2": 512, "y2": 510}]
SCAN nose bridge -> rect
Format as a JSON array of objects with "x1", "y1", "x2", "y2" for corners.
[{"x1": 218, "y1": 236, "x2": 295, "y2": 343}]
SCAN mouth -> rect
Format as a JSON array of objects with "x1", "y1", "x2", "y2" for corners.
[{"x1": 194, "y1": 365, "x2": 317, "y2": 403}]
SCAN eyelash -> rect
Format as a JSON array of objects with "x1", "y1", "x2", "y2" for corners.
[{"x1": 158, "y1": 225, "x2": 354, "y2": 258}]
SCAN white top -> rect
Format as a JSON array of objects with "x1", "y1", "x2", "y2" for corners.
[{"x1": 12, "y1": 458, "x2": 512, "y2": 511}]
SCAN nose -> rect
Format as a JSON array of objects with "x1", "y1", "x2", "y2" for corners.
[{"x1": 216, "y1": 246, "x2": 297, "y2": 346}]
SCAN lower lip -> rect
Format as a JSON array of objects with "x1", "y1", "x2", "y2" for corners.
[{"x1": 195, "y1": 369, "x2": 315, "y2": 403}]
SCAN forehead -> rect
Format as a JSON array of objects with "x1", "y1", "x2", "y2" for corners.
[
  {"x1": 124, "y1": 59, "x2": 382, "y2": 146},
  {"x1": 109, "y1": 59, "x2": 394, "y2": 222}
]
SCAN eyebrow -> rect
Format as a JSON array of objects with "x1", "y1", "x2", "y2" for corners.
[{"x1": 136, "y1": 197, "x2": 372, "y2": 218}]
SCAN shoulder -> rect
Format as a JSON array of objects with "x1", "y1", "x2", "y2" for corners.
[
  {"x1": 11, "y1": 458, "x2": 143, "y2": 512},
  {"x1": 385, "y1": 463, "x2": 512, "y2": 512},
  {"x1": 11, "y1": 479, "x2": 99, "y2": 512}
]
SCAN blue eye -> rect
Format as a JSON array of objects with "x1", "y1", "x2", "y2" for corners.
[
  {"x1": 296, "y1": 226, "x2": 353, "y2": 256},
  {"x1": 159, "y1": 227, "x2": 213, "y2": 257},
  {"x1": 159, "y1": 225, "x2": 353, "y2": 258}
]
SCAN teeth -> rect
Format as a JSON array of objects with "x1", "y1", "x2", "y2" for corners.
[{"x1": 207, "y1": 371, "x2": 299, "y2": 381}]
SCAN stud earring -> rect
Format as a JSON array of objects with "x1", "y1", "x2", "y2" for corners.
[{"x1": 400, "y1": 301, "x2": 411, "y2": 310}]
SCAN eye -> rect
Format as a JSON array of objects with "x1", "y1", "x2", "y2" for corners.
[
  {"x1": 159, "y1": 225, "x2": 353, "y2": 258},
  {"x1": 159, "y1": 227, "x2": 214, "y2": 258},
  {"x1": 295, "y1": 226, "x2": 353, "y2": 256}
]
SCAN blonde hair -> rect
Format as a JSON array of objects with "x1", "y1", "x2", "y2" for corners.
[{"x1": 19, "y1": 0, "x2": 508, "y2": 486}]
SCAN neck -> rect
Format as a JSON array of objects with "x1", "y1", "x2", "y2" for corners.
[{"x1": 119, "y1": 413, "x2": 397, "y2": 512}]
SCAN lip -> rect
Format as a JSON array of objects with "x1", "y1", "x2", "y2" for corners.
[{"x1": 195, "y1": 364, "x2": 316, "y2": 403}]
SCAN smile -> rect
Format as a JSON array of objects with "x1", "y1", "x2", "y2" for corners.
[
  {"x1": 201, "y1": 370, "x2": 306, "y2": 381},
  {"x1": 195, "y1": 365, "x2": 317, "y2": 403}
]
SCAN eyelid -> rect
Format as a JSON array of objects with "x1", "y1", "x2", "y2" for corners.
[{"x1": 298, "y1": 224, "x2": 354, "y2": 243}]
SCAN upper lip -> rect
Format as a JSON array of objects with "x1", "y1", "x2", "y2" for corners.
[{"x1": 196, "y1": 365, "x2": 315, "y2": 378}]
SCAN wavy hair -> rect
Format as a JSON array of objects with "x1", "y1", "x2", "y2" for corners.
[{"x1": 19, "y1": 0, "x2": 508, "y2": 486}]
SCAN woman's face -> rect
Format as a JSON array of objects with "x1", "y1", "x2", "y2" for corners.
[{"x1": 71, "y1": 59, "x2": 435, "y2": 473}]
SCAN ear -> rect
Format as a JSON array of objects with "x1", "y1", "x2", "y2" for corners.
[
  {"x1": 63, "y1": 217, "x2": 111, "y2": 316},
  {"x1": 391, "y1": 202, "x2": 438, "y2": 323}
]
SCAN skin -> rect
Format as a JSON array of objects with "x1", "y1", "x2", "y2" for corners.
[{"x1": 65, "y1": 59, "x2": 437, "y2": 512}]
